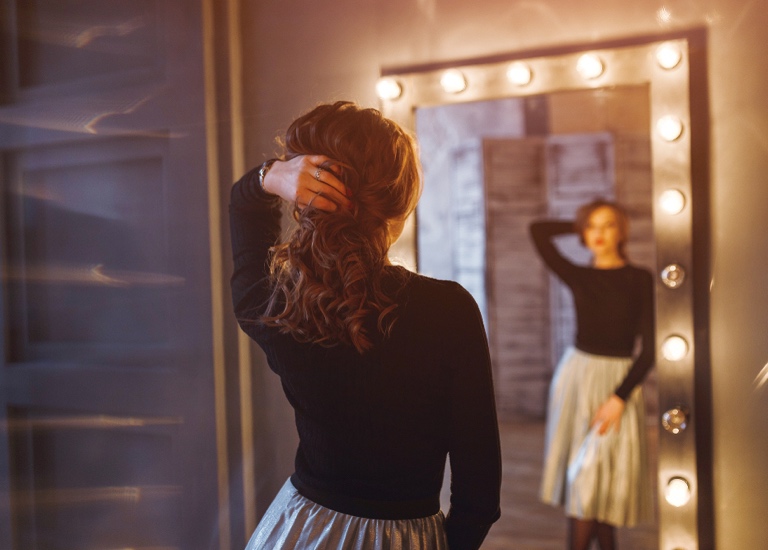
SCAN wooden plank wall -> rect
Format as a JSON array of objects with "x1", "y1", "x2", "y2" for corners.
[
  {"x1": 450, "y1": 142, "x2": 488, "y2": 325},
  {"x1": 483, "y1": 137, "x2": 550, "y2": 418},
  {"x1": 483, "y1": 133, "x2": 655, "y2": 420}
]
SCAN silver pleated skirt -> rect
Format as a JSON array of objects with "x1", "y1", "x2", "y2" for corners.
[
  {"x1": 539, "y1": 347, "x2": 653, "y2": 527},
  {"x1": 245, "y1": 479, "x2": 448, "y2": 550}
]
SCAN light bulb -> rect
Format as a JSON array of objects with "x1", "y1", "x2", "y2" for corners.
[
  {"x1": 665, "y1": 477, "x2": 692, "y2": 507},
  {"x1": 506, "y1": 62, "x2": 533, "y2": 86},
  {"x1": 375, "y1": 77, "x2": 402, "y2": 100},
  {"x1": 656, "y1": 42, "x2": 683, "y2": 69},
  {"x1": 657, "y1": 115, "x2": 684, "y2": 141},
  {"x1": 576, "y1": 53, "x2": 604, "y2": 80},
  {"x1": 659, "y1": 189, "x2": 686, "y2": 215},
  {"x1": 662, "y1": 335, "x2": 689, "y2": 361},
  {"x1": 440, "y1": 69, "x2": 467, "y2": 94}
]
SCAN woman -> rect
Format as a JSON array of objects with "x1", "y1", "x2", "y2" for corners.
[
  {"x1": 230, "y1": 101, "x2": 501, "y2": 550},
  {"x1": 530, "y1": 201, "x2": 654, "y2": 550}
]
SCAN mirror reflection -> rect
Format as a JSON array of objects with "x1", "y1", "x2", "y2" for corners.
[{"x1": 416, "y1": 87, "x2": 659, "y2": 547}]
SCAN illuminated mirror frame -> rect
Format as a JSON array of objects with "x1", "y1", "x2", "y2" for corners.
[{"x1": 380, "y1": 31, "x2": 710, "y2": 550}]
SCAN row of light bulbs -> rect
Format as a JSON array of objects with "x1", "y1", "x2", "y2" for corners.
[
  {"x1": 655, "y1": 63, "x2": 694, "y2": 518},
  {"x1": 377, "y1": 42, "x2": 689, "y2": 152},
  {"x1": 376, "y1": 41, "x2": 684, "y2": 99}
]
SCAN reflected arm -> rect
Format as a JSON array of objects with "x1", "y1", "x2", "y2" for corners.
[
  {"x1": 614, "y1": 269, "x2": 656, "y2": 400},
  {"x1": 529, "y1": 220, "x2": 579, "y2": 284}
]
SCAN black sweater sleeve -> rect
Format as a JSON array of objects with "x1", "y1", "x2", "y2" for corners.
[
  {"x1": 443, "y1": 284, "x2": 502, "y2": 549},
  {"x1": 613, "y1": 269, "x2": 655, "y2": 400},
  {"x1": 229, "y1": 166, "x2": 282, "y2": 330},
  {"x1": 529, "y1": 220, "x2": 579, "y2": 285}
]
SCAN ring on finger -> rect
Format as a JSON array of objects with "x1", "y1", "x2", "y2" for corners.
[
  {"x1": 314, "y1": 167, "x2": 323, "y2": 181},
  {"x1": 307, "y1": 189, "x2": 322, "y2": 207}
]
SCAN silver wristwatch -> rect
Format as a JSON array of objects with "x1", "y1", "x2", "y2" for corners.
[{"x1": 258, "y1": 159, "x2": 278, "y2": 193}]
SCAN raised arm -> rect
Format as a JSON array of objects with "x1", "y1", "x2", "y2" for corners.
[
  {"x1": 229, "y1": 155, "x2": 351, "y2": 327},
  {"x1": 229, "y1": 165, "x2": 283, "y2": 326},
  {"x1": 529, "y1": 220, "x2": 579, "y2": 283}
]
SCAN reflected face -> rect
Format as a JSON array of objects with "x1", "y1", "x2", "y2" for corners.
[{"x1": 583, "y1": 206, "x2": 624, "y2": 257}]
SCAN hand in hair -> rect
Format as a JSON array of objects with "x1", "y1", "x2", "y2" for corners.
[{"x1": 262, "y1": 154, "x2": 351, "y2": 212}]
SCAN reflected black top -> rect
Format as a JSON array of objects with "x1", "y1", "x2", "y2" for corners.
[
  {"x1": 229, "y1": 167, "x2": 501, "y2": 550},
  {"x1": 529, "y1": 221, "x2": 655, "y2": 400}
]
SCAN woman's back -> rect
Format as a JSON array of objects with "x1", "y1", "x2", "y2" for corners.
[
  {"x1": 249, "y1": 266, "x2": 498, "y2": 507},
  {"x1": 230, "y1": 167, "x2": 501, "y2": 549}
]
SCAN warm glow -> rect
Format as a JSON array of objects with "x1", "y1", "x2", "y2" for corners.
[
  {"x1": 752, "y1": 360, "x2": 768, "y2": 394},
  {"x1": 659, "y1": 189, "x2": 686, "y2": 214},
  {"x1": 375, "y1": 77, "x2": 402, "y2": 100},
  {"x1": 662, "y1": 335, "x2": 689, "y2": 361},
  {"x1": 665, "y1": 477, "x2": 692, "y2": 507},
  {"x1": 440, "y1": 69, "x2": 467, "y2": 94},
  {"x1": 656, "y1": 42, "x2": 683, "y2": 69},
  {"x1": 657, "y1": 115, "x2": 684, "y2": 141},
  {"x1": 656, "y1": 6, "x2": 672, "y2": 24},
  {"x1": 506, "y1": 61, "x2": 533, "y2": 86},
  {"x1": 576, "y1": 53, "x2": 604, "y2": 80}
]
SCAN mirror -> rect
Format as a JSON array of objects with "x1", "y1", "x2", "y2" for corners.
[
  {"x1": 415, "y1": 87, "x2": 658, "y2": 547},
  {"x1": 381, "y1": 35, "x2": 706, "y2": 549}
]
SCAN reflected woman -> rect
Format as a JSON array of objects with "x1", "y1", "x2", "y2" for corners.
[
  {"x1": 230, "y1": 101, "x2": 501, "y2": 549},
  {"x1": 530, "y1": 200, "x2": 654, "y2": 550}
]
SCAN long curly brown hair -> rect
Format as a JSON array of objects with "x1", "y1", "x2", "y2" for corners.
[{"x1": 260, "y1": 101, "x2": 421, "y2": 353}]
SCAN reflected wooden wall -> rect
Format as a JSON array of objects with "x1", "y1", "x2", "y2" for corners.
[{"x1": 484, "y1": 132, "x2": 656, "y2": 420}]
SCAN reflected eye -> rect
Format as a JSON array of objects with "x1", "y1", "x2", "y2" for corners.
[{"x1": 587, "y1": 222, "x2": 615, "y2": 231}]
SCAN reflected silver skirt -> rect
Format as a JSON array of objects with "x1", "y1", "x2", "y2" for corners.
[
  {"x1": 540, "y1": 347, "x2": 653, "y2": 527},
  {"x1": 245, "y1": 479, "x2": 448, "y2": 550}
]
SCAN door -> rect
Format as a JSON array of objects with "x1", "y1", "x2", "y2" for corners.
[{"x1": 0, "y1": 1, "x2": 235, "y2": 548}]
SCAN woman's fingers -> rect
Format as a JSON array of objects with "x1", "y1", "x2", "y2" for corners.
[
  {"x1": 298, "y1": 156, "x2": 351, "y2": 211},
  {"x1": 308, "y1": 169, "x2": 350, "y2": 209},
  {"x1": 260, "y1": 155, "x2": 352, "y2": 211},
  {"x1": 297, "y1": 188, "x2": 343, "y2": 212},
  {"x1": 591, "y1": 395, "x2": 625, "y2": 435},
  {"x1": 593, "y1": 415, "x2": 615, "y2": 435},
  {"x1": 595, "y1": 416, "x2": 620, "y2": 435},
  {"x1": 593, "y1": 416, "x2": 609, "y2": 435}
]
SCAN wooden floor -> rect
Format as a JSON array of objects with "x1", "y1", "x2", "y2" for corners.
[{"x1": 445, "y1": 420, "x2": 659, "y2": 550}]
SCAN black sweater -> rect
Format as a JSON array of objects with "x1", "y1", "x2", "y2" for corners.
[
  {"x1": 230, "y1": 167, "x2": 501, "y2": 549},
  {"x1": 529, "y1": 221, "x2": 655, "y2": 400}
]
